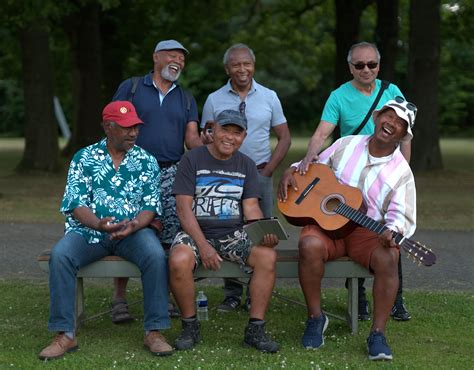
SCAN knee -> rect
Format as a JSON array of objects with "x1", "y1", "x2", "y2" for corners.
[
  {"x1": 370, "y1": 247, "x2": 399, "y2": 274},
  {"x1": 298, "y1": 236, "x2": 326, "y2": 261},
  {"x1": 251, "y1": 247, "x2": 277, "y2": 268},
  {"x1": 168, "y1": 246, "x2": 194, "y2": 274},
  {"x1": 50, "y1": 243, "x2": 73, "y2": 268}
]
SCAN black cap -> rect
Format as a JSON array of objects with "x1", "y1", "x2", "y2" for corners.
[{"x1": 215, "y1": 109, "x2": 247, "y2": 130}]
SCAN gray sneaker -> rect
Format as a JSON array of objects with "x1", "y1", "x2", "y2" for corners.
[
  {"x1": 175, "y1": 319, "x2": 201, "y2": 350},
  {"x1": 243, "y1": 322, "x2": 279, "y2": 353}
]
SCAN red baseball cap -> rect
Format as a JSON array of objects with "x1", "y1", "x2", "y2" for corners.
[{"x1": 102, "y1": 101, "x2": 143, "y2": 127}]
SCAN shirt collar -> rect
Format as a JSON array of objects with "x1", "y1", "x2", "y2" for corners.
[{"x1": 226, "y1": 79, "x2": 257, "y2": 96}]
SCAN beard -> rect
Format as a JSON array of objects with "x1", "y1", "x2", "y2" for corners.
[{"x1": 161, "y1": 64, "x2": 181, "y2": 82}]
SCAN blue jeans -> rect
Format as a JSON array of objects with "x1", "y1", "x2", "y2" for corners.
[{"x1": 48, "y1": 228, "x2": 170, "y2": 332}]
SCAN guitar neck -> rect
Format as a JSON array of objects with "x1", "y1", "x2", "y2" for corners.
[{"x1": 335, "y1": 203, "x2": 404, "y2": 244}]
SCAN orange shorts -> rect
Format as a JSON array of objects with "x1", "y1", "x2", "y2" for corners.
[{"x1": 299, "y1": 225, "x2": 399, "y2": 270}]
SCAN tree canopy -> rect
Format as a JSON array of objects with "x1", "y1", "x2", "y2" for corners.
[{"x1": 0, "y1": 0, "x2": 472, "y2": 172}]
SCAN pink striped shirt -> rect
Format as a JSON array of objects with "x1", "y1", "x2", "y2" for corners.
[{"x1": 296, "y1": 135, "x2": 416, "y2": 237}]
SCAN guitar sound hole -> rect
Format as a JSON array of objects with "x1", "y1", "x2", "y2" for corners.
[{"x1": 321, "y1": 194, "x2": 344, "y2": 215}]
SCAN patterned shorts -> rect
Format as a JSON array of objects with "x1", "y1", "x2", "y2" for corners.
[
  {"x1": 171, "y1": 229, "x2": 253, "y2": 273},
  {"x1": 158, "y1": 164, "x2": 181, "y2": 245}
]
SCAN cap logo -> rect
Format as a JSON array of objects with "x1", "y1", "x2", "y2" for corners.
[{"x1": 119, "y1": 107, "x2": 128, "y2": 114}]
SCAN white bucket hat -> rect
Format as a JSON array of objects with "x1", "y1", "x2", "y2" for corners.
[{"x1": 372, "y1": 97, "x2": 417, "y2": 141}]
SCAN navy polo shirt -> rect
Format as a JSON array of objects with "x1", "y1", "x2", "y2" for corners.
[{"x1": 113, "y1": 72, "x2": 199, "y2": 162}]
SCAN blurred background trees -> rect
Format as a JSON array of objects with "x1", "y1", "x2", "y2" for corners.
[{"x1": 0, "y1": 0, "x2": 472, "y2": 172}]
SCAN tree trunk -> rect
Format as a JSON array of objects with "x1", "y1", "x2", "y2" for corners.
[
  {"x1": 334, "y1": 0, "x2": 373, "y2": 87},
  {"x1": 18, "y1": 22, "x2": 59, "y2": 172},
  {"x1": 375, "y1": 0, "x2": 399, "y2": 81},
  {"x1": 62, "y1": 3, "x2": 103, "y2": 156},
  {"x1": 407, "y1": 0, "x2": 443, "y2": 171}
]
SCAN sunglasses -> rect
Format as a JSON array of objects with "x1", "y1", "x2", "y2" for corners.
[
  {"x1": 239, "y1": 101, "x2": 246, "y2": 115},
  {"x1": 394, "y1": 96, "x2": 417, "y2": 114},
  {"x1": 351, "y1": 62, "x2": 378, "y2": 70}
]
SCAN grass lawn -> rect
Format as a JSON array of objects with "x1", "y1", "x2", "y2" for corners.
[{"x1": 0, "y1": 282, "x2": 472, "y2": 369}]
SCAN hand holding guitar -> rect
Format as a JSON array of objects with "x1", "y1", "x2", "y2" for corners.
[
  {"x1": 278, "y1": 167, "x2": 298, "y2": 202},
  {"x1": 379, "y1": 229, "x2": 398, "y2": 249}
]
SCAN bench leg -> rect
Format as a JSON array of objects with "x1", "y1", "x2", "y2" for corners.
[
  {"x1": 347, "y1": 277, "x2": 359, "y2": 335},
  {"x1": 75, "y1": 277, "x2": 85, "y2": 330}
]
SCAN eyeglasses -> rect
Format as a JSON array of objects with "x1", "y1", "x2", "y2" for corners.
[{"x1": 350, "y1": 62, "x2": 378, "y2": 70}]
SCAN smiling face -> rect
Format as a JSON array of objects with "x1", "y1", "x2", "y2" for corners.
[
  {"x1": 373, "y1": 108, "x2": 408, "y2": 146},
  {"x1": 225, "y1": 48, "x2": 255, "y2": 91},
  {"x1": 349, "y1": 46, "x2": 380, "y2": 87},
  {"x1": 208, "y1": 123, "x2": 247, "y2": 160},
  {"x1": 104, "y1": 121, "x2": 141, "y2": 154},
  {"x1": 153, "y1": 49, "x2": 185, "y2": 82}
]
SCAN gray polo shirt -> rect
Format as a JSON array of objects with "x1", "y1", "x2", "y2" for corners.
[{"x1": 201, "y1": 79, "x2": 287, "y2": 166}]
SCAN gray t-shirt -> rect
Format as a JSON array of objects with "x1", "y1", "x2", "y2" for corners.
[{"x1": 172, "y1": 146, "x2": 260, "y2": 239}]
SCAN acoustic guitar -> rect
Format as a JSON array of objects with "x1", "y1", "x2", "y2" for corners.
[{"x1": 278, "y1": 163, "x2": 436, "y2": 267}]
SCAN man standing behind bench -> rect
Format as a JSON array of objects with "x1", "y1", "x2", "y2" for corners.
[
  {"x1": 169, "y1": 110, "x2": 280, "y2": 353},
  {"x1": 39, "y1": 101, "x2": 172, "y2": 361}
]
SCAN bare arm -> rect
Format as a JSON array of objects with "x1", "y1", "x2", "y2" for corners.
[
  {"x1": 400, "y1": 140, "x2": 411, "y2": 163},
  {"x1": 176, "y1": 194, "x2": 222, "y2": 270},
  {"x1": 298, "y1": 120, "x2": 335, "y2": 174},
  {"x1": 184, "y1": 121, "x2": 203, "y2": 149},
  {"x1": 260, "y1": 123, "x2": 291, "y2": 177}
]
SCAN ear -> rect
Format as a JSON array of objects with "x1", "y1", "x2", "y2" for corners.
[
  {"x1": 224, "y1": 65, "x2": 230, "y2": 76},
  {"x1": 152, "y1": 52, "x2": 160, "y2": 63}
]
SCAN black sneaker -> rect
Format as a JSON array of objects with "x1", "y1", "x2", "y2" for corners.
[
  {"x1": 391, "y1": 298, "x2": 411, "y2": 321},
  {"x1": 217, "y1": 296, "x2": 241, "y2": 312},
  {"x1": 358, "y1": 298, "x2": 370, "y2": 321},
  {"x1": 243, "y1": 322, "x2": 279, "y2": 353},
  {"x1": 175, "y1": 319, "x2": 201, "y2": 350}
]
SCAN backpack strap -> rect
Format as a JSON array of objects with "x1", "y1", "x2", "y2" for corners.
[
  {"x1": 129, "y1": 76, "x2": 141, "y2": 103},
  {"x1": 351, "y1": 80, "x2": 390, "y2": 136},
  {"x1": 180, "y1": 86, "x2": 192, "y2": 112}
]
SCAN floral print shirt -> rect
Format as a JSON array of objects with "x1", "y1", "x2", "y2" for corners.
[{"x1": 60, "y1": 138, "x2": 161, "y2": 243}]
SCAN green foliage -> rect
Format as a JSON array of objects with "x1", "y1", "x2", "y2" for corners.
[
  {"x1": 0, "y1": 0, "x2": 473, "y2": 136},
  {"x1": 439, "y1": 2, "x2": 474, "y2": 135},
  {"x1": 0, "y1": 282, "x2": 472, "y2": 368}
]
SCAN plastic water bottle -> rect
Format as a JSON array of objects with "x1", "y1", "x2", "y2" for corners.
[{"x1": 196, "y1": 290, "x2": 209, "y2": 321}]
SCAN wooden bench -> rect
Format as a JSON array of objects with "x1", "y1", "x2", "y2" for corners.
[{"x1": 37, "y1": 249, "x2": 371, "y2": 334}]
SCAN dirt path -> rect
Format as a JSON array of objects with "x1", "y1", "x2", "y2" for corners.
[{"x1": 1, "y1": 222, "x2": 472, "y2": 291}]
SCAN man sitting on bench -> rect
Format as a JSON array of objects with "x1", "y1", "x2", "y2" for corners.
[
  {"x1": 278, "y1": 98, "x2": 417, "y2": 361},
  {"x1": 39, "y1": 101, "x2": 172, "y2": 360},
  {"x1": 168, "y1": 110, "x2": 280, "y2": 353}
]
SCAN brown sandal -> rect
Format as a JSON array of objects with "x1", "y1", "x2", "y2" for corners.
[{"x1": 111, "y1": 299, "x2": 134, "y2": 324}]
